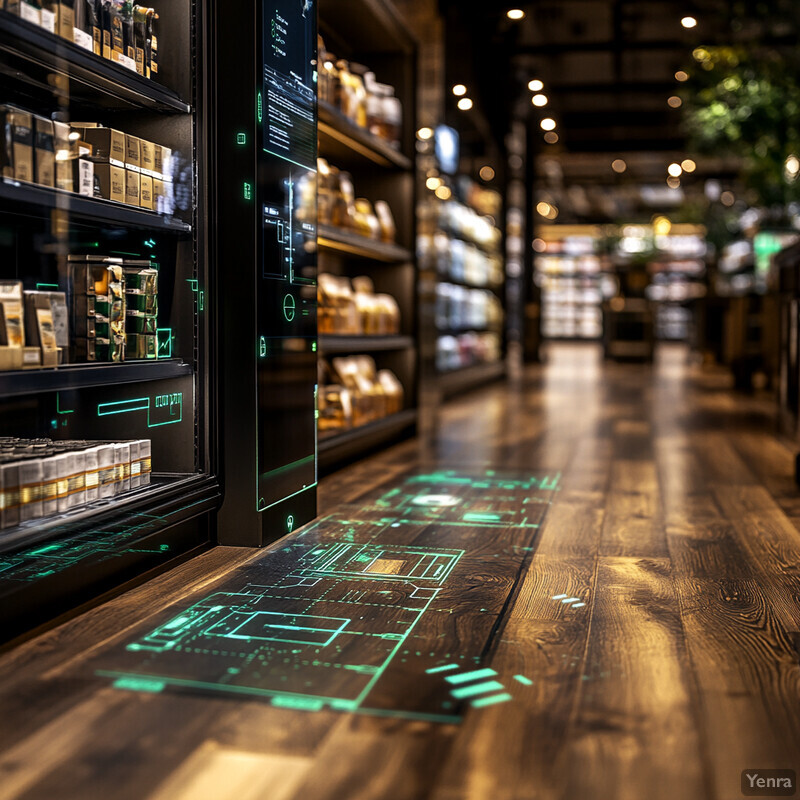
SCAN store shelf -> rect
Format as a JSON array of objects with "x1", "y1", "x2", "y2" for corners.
[
  {"x1": 318, "y1": 225, "x2": 412, "y2": 262},
  {"x1": 439, "y1": 361, "x2": 506, "y2": 398},
  {"x1": 0, "y1": 178, "x2": 191, "y2": 232},
  {"x1": 0, "y1": 10, "x2": 191, "y2": 113},
  {"x1": 319, "y1": 408, "x2": 417, "y2": 469},
  {"x1": 319, "y1": 335, "x2": 414, "y2": 353},
  {"x1": 0, "y1": 359, "x2": 192, "y2": 399},
  {"x1": 439, "y1": 277, "x2": 503, "y2": 293},
  {"x1": 437, "y1": 326, "x2": 502, "y2": 335},
  {"x1": 318, "y1": 100, "x2": 412, "y2": 170}
]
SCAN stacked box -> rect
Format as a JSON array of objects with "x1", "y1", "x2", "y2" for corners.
[
  {"x1": 0, "y1": 105, "x2": 34, "y2": 183},
  {"x1": 66, "y1": 256, "x2": 126, "y2": 362},
  {"x1": 0, "y1": 438, "x2": 153, "y2": 531},
  {"x1": 123, "y1": 262, "x2": 158, "y2": 358}
]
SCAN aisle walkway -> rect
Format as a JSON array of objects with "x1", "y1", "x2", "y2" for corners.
[{"x1": 2, "y1": 344, "x2": 800, "y2": 800}]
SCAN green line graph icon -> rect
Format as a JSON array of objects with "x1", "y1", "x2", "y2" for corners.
[{"x1": 97, "y1": 392, "x2": 183, "y2": 428}]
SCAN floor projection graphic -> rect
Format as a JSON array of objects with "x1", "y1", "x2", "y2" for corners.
[{"x1": 95, "y1": 469, "x2": 560, "y2": 721}]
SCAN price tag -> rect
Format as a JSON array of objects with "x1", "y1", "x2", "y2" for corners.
[{"x1": 111, "y1": 51, "x2": 137, "y2": 72}]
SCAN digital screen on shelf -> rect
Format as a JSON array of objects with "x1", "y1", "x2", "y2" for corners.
[
  {"x1": 257, "y1": 1, "x2": 317, "y2": 514},
  {"x1": 262, "y1": 0, "x2": 317, "y2": 171}
]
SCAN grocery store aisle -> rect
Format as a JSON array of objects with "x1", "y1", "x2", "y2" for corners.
[{"x1": 2, "y1": 343, "x2": 800, "y2": 800}]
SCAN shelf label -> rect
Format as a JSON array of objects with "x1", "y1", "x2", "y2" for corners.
[
  {"x1": 20, "y1": 3, "x2": 41, "y2": 25},
  {"x1": 111, "y1": 51, "x2": 137, "y2": 72},
  {"x1": 39, "y1": 8, "x2": 56, "y2": 33}
]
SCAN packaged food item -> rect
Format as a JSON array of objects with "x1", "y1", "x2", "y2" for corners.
[
  {"x1": 39, "y1": 0, "x2": 56, "y2": 32},
  {"x1": 34, "y1": 116, "x2": 55, "y2": 188},
  {"x1": 53, "y1": 121, "x2": 73, "y2": 191},
  {"x1": 353, "y1": 198, "x2": 380, "y2": 239},
  {"x1": 23, "y1": 291, "x2": 60, "y2": 367},
  {"x1": 125, "y1": 168, "x2": 140, "y2": 205},
  {"x1": 374, "y1": 200, "x2": 396, "y2": 242},
  {"x1": 125, "y1": 134, "x2": 140, "y2": 172},
  {"x1": 57, "y1": 0, "x2": 75, "y2": 40},
  {"x1": 0, "y1": 281, "x2": 25, "y2": 350},
  {"x1": 70, "y1": 124, "x2": 126, "y2": 166},
  {"x1": 18, "y1": 0, "x2": 42, "y2": 27},
  {"x1": 93, "y1": 162, "x2": 125, "y2": 202},
  {"x1": 0, "y1": 106, "x2": 34, "y2": 183}
]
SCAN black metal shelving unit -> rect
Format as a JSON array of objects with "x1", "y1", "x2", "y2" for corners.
[{"x1": 0, "y1": 3, "x2": 215, "y2": 642}]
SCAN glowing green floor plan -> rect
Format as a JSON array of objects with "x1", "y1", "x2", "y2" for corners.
[{"x1": 96, "y1": 469, "x2": 560, "y2": 721}]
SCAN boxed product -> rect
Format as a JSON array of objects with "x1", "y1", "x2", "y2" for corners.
[
  {"x1": 139, "y1": 174, "x2": 153, "y2": 209},
  {"x1": 34, "y1": 116, "x2": 55, "y2": 188},
  {"x1": 139, "y1": 139, "x2": 154, "y2": 175},
  {"x1": 93, "y1": 163, "x2": 125, "y2": 202},
  {"x1": 0, "y1": 457, "x2": 21, "y2": 530},
  {"x1": 0, "y1": 281, "x2": 25, "y2": 371},
  {"x1": 124, "y1": 134, "x2": 140, "y2": 172},
  {"x1": 23, "y1": 290, "x2": 60, "y2": 367},
  {"x1": 18, "y1": 457, "x2": 43, "y2": 522},
  {"x1": 71, "y1": 124, "x2": 126, "y2": 166},
  {"x1": 57, "y1": 0, "x2": 75, "y2": 40},
  {"x1": 16, "y1": 1, "x2": 42, "y2": 27},
  {"x1": 0, "y1": 106, "x2": 34, "y2": 183},
  {"x1": 39, "y1": 0, "x2": 56, "y2": 32},
  {"x1": 125, "y1": 168, "x2": 140, "y2": 205}
]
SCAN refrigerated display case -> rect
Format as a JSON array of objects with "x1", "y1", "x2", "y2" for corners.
[{"x1": 0, "y1": 0, "x2": 215, "y2": 640}]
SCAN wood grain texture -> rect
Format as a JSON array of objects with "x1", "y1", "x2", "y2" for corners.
[{"x1": 1, "y1": 344, "x2": 799, "y2": 800}]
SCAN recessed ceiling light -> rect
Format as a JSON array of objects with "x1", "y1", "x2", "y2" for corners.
[
  {"x1": 426, "y1": 176, "x2": 442, "y2": 190},
  {"x1": 457, "y1": 97, "x2": 473, "y2": 111},
  {"x1": 507, "y1": 9, "x2": 525, "y2": 20},
  {"x1": 543, "y1": 132, "x2": 559, "y2": 144},
  {"x1": 417, "y1": 127, "x2": 433, "y2": 140},
  {"x1": 479, "y1": 166, "x2": 495, "y2": 181},
  {"x1": 540, "y1": 117, "x2": 556, "y2": 131},
  {"x1": 667, "y1": 176, "x2": 681, "y2": 188},
  {"x1": 720, "y1": 190, "x2": 735, "y2": 206},
  {"x1": 668, "y1": 95, "x2": 683, "y2": 108},
  {"x1": 668, "y1": 162, "x2": 683, "y2": 177},
  {"x1": 452, "y1": 84, "x2": 467, "y2": 96},
  {"x1": 675, "y1": 70, "x2": 689, "y2": 82},
  {"x1": 681, "y1": 16, "x2": 697, "y2": 28},
  {"x1": 532, "y1": 94, "x2": 548, "y2": 107},
  {"x1": 611, "y1": 158, "x2": 627, "y2": 173},
  {"x1": 528, "y1": 79, "x2": 544, "y2": 92},
  {"x1": 435, "y1": 185, "x2": 452, "y2": 200},
  {"x1": 681, "y1": 158, "x2": 696, "y2": 173}
]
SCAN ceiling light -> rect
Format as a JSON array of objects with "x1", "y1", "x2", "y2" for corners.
[
  {"x1": 533, "y1": 238, "x2": 547, "y2": 252},
  {"x1": 417, "y1": 127, "x2": 433, "y2": 140},
  {"x1": 540, "y1": 117, "x2": 556, "y2": 131},
  {"x1": 786, "y1": 155, "x2": 800, "y2": 178},
  {"x1": 543, "y1": 131, "x2": 559, "y2": 144},
  {"x1": 435, "y1": 185, "x2": 452, "y2": 200},
  {"x1": 507, "y1": 9, "x2": 525, "y2": 20},
  {"x1": 681, "y1": 16, "x2": 697, "y2": 28},
  {"x1": 675, "y1": 70, "x2": 689, "y2": 82},
  {"x1": 528, "y1": 79, "x2": 544, "y2": 92},
  {"x1": 611, "y1": 158, "x2": 627, "y2": 173},
  {"x1": 667, "y1": 176, "x2": 681, "y2": 188},
  {"x1": 720, "y1": 190, "x2": 735, "y2": 206},
  {"x1": 681, "y1": 158, "x2": 696, "y2": 173},
  {"x1": 536, "y1": 201, "x2": 558, "y2": 219},
  {"x1": 426, "y1": 176, "x2": 442, "y2": 190},
  {"x1": 668, "y1": 162, "x2": 683, "y2": 177},
  {"x1": 532, "y1": 93, "x2": 548, "y2": 107},
  {"x1": 457, "y1": 97, "x2": 473, "y2": 110},
  {"x1": 668, "y1": 95, "x2": 683, "y2": 108},
  {"x1": 452, "y1": 84, "x2": 467, "y2": 96},
  {"x1": 479, "y1": 166, "x2": 495, "y2": 181}
]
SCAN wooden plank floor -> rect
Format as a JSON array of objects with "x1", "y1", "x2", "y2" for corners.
[{"x1": 2, "y1": 343, "x2": 800, "y2": 800}]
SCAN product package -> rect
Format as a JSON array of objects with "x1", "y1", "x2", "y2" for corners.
[
  {"x1": 53, "y1": 120, "x2": 73, "y2": 191},
  {"x1": 0, "y1": 106, "x2": 34, "y2": 183},
  {"x1": 34, "y1": 116, "x2": 55, "y2": 187}
]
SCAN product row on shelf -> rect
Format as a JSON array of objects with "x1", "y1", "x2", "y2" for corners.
[
  {"x1": 317, "y1": 158, "x2": 396, "y2": 242},
  {"x1": 318, "y1": 36, "x2": 403, "y2": 149},
  {"x1": 318, "y1": 274, "x2": 400, "y2": 336},
  {"x1": 419, "y1": 196, "x2": 502, "y2": 253},
  {"x1": 418, "y1": 232, "x2": 503, "y2": 288},
  {"x1": 436, "y1": 332, "x2": 501, "y2": 374},
  {"x1": 436, "y1": 283, "x2": 502, "y2": 332},
  {"x1": 1, "y1": 110, "x2": 176, "y2": 212},
  {"x1": 0, "y1": 255, "x2": 160, "y2": 370},
  {"x1": 318, "y1": 356, "x2": 404, "y2": 434},
  {"x1": 0, "y1": 436, "x2": 151, "y2": 531},
  {"x1": 3, "y1": 1, "x2": 161, "y2": 78}
]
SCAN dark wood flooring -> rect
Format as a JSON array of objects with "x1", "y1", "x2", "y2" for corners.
[{"x1": 2, "y1": 343, "x2": 800, "y2": 800}]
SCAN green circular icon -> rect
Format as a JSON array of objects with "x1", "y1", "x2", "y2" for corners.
[{"x1": 283, "y1": 294, "x2": 296, "y2": 322}]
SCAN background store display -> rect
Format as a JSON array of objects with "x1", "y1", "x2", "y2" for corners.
[
  {"x1": 3, "y1": 1, "x2": 160, "y2": 78},
  {"x1": 0, "y1": 436, "x2": 151, "y2": 531},
  {"x1": 318, "y1": 37, "x2": 402, "y2": 149}
]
